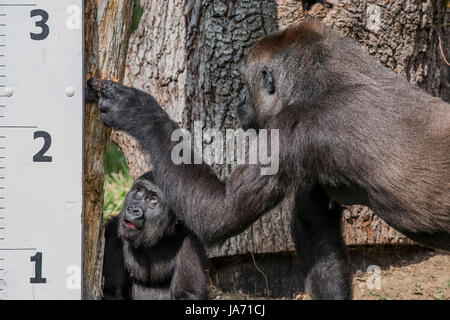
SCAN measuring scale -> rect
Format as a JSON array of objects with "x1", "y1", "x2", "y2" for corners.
[{"x1": 0, "y1": 1, "x2": 83, "y2": 299}]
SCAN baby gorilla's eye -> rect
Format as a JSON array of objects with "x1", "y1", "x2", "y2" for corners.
[
  {"x1": 135, "y1": 187, "x2": 144, "y2": 200},
  {"x1": 146, "y1": 195, "x2": 159, "y2": 208}
]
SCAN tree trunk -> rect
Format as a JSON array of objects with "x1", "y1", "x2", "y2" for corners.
[
  {"x1": 114, "y1": 0, "x2": 189, "y2": 179},
  {"x1": 120, "y1": 0, "x2": 449, "y2": 257},
  {"x1": 84, "y1": 0, "x2": 135, "y2": 300}
]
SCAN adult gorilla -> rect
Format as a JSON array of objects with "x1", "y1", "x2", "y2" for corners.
[{"x1": 88, "y1": 19, "x2": 450, "y2": 299}]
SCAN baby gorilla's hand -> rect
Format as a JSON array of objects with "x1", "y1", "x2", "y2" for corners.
[
  {"x1": 86, "y1": 78, "x2": 152, "y2": 130},
  {"x1": 87, "y1": 78, "x2": 122, "y2": 98},
  {"x1": 85, "y1": 86, "x2": 100, "y2": 103},
  {"x1": 85, "y1": 79, "x2": 176, "y2": 151}
]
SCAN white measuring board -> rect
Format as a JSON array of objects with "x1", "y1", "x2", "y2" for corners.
[{"x1": 0, "y1": 1, "x2": 83, "y2": 299}]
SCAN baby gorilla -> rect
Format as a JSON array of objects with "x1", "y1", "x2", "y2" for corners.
[{"x1": 103, "y1": 172, "x2": 208, "y2": 300}]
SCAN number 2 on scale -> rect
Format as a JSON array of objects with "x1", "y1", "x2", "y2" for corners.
[{"x1": 33, "y1": 131, "x2": 52, "y2": 162}]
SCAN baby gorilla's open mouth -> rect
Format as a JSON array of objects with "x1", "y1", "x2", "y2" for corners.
[{"x1": 124, "y1": 220, "x2": 138, "y2": 230}]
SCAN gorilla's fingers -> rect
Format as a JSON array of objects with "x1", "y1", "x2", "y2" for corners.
[
  {"x1": 87, "y1": 78, "x2": 123, "y2": 99},
  {"x1": 85, "y1": 87, "x2": 100, "y2": 102},
  {"x1": 87, "y1": 78, "x2": 108, "y2": 91}
]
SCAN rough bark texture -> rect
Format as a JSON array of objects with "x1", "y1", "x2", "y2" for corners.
[
  {"x1": 116, "y1": 0, "x2": 189, "y2": 179},
  {"x1": 84, "y1": 0, "x2": 134, "y2": 300},
  {"x1": 120, "y1": 0, "x2": 448, "y2": 257},
  {"x1": 324, "y1": 0, "x2": 449, "y2": 101}
]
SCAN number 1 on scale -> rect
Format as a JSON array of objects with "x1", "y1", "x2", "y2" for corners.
[{"x1": 30, "y1": 252, "x2": 46, "y2": 284}]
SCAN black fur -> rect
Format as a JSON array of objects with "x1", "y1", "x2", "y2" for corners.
[
  {"x1": 291, "y1": 185, "x2": 352, "y2": 299},
  {"x1": 103, "y1": 215, "x2": 132, "y2": 300},
  {"x1": 89, "y1": 20, "x2": 449, "y2": 300},
  {"x1": 102, "y1": 172, "x2": 208, "y2": 300}
]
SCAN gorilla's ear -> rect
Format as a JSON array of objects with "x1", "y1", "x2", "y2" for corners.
[
  {"x1": 312, "y1": 46, "x2": 325, "y2": 65},
  {"x1": 261, "y1": 67, "x2": 275, "y2": 95}
]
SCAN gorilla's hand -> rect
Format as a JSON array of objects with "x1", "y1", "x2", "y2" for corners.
[
  {"x1": 85, "y1": 86, "x2": 100, "y2": 103},
  {"x1": 87, "y1": 78, "x2": 162, "y2": 131},
  {"x1": 87, "y1": 78, "x2": 179, "y2": 165}
]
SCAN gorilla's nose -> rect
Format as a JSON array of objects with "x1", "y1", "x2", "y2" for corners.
[
  {"x1": 127, "y1": 206, "x2": 144, "y2": 218},
  {"x1": 125, "y1": 206, "x2": 144, "y2": 229}
]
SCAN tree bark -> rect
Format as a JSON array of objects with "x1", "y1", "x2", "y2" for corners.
[
  {"x1": 120, "y1": 0, "x2": 448, "y2": 257},
  {"x1": 84, "y1": 0, "x2": 135, "y2": 300},
  {"x1": 113, "y1": 0, "x2": 189, "y2": 179}
]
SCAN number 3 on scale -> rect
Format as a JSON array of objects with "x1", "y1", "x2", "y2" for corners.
[{"x1": 30, "y1": 9, "x2": 49, "y2": 40}]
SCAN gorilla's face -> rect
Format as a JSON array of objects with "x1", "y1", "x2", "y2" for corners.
[
  {"x1": 238, "y1": 58, "x2": 280, "y2": 130},
  {"x1": 238, "y1": 21, "x2": 330, "y2": 129},
  {"x1": 118, "y1": 173, "x2": 175, "y2": 248},
  {"x1": 236, "y1": 87, "x2": 255, "y2": 130}
]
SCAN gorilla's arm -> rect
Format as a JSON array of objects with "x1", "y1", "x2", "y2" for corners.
[
  {"x1": 87, "y1": 79, "x2": 285, "y2": 246},
  {"x1": 161, "y1": 158, "x2": 283, "y2": 245}
]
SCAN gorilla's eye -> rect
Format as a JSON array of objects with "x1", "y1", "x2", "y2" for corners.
[
  {"x1": 146, "y1": 195, "x2": 158, "y2": 208},
  {"x1": 261, "y1": 67, "x2": 275, "y2": 95},
  {"x1": 135, "y1": 187, "x2": 144, "y2": 200}
]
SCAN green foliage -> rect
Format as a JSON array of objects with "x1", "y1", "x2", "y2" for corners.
[
  {"x1": 131, "y1": 0, "x2": 143, "y2": 34},
  {"x1": 103, "y1": 140, "x2": 132, "y2": 223},
  {"x1": 249, "y1": 250, "x2": 270, "y2": 297},
  {"x1": 413, "y1": 283, "x2": 423, "y2": 295},
  {"x1": 104, "y1": 140, "x2": 130, "y2": 176},
  {"x1": 434, "y1": 280, "x2": 450, "y2": 300},
  {"x1": 368, "y1": 291, "x2": 392, "y2": 300},
  {"x1": 103, "y1": 171, "x2": 132, "y2": 223}
]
